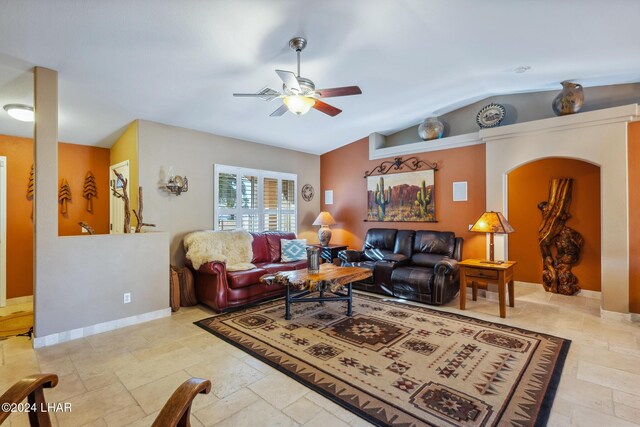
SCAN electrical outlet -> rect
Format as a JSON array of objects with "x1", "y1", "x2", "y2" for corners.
[{"x1": 123, "y1": 292, "x2": 131, "y2": 304}]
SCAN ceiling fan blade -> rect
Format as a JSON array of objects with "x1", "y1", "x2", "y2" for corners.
[
  {"x1": 275, "y1": 70, "x2": 301, "y2": 92},
  {"x1": 312, "y1": 99, "x2": 342, "y2": 117},
  {"x1": 316, "y1": 86, "x2": 362, "y2": 98},
  {"x1": 269, "y1": 103, "x2": 289, "y2": 117},
  {"x1": 233, "y1": 87, "x2": 281, "y2": 101}
]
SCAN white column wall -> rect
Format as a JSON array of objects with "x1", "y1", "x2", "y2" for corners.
[{"x1": 481, "y1": 104, "x2": 638, "y2": 314}]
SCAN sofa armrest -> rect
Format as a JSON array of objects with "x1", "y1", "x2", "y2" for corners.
[
  {"x1": 187, "y1": 260, "x2": 230, "y2": 312},
  {"x1": 431, "y1": 258, "x2": 460, "y2": 305},
  {"x1": 434, "y1": 258, "x2": 459, "y2": 276},
  {"x1": 382, "y1": 253, "x2": 410, "y2": 267},
  {"x1": 338, "y1": 249, "x2": 365, "y2": 264}
]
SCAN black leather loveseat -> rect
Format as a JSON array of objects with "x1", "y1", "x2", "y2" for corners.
[{"x1": 338, "y1": 228, "x2": 462, "y2": 305}]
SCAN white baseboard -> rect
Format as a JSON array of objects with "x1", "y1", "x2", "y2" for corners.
[
  {"x1": 600, "y1": 308, "x2": 633, "y2": 323},
  {"x1": 33, "y1": 308, "x2": 171, "y2": 348},
  {"x1": 7, "y1": 295, "x2": 33, "y2": 306}
]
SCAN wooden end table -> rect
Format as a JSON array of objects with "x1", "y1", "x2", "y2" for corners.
[
  {"x1": 260, "y1": 264, "x2": 372, "y2": 320},
  {"x1": 459, "y1": 259, "x2": 517, "y2": 318}
]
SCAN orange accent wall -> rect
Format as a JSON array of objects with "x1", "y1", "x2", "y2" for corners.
[
  {"x1": 320, "y1": 138, "x2": 486, "y2": 259},
  {"x1": 629, "y1": 122, "x2": 640, "y2": 313},
  {"x1": 508, "y1": 158, "x2": 601, "y2": 291},
  {"x1": 58, "y1": 143, "x2": 111, "y2": 236},
  {"x1": 0, "y1": 135, "x2": 34, "y2": 298}
]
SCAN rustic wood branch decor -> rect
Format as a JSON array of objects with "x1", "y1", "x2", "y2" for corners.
[
  {"x1": 58, "y1": 178, "x2": 71, "y2": 214},
  {"x1": 83, "y1": 171, "x2": 97, "y2": 213},
  {"x1": 78, "y1": 221, "x2": 95, "y2": 235},
  {"x1": 537, "y1": 178, "x2": 584, "y2": 295},
  {"x1": 132, "y1": 187, "x2": 156, "y2": 233},
  {"x1": 110, "y1": 170, "x2": 130, "y2": 233},
  {"x1": 27, "y1": 164, "x2": 34, "y2": 219}
]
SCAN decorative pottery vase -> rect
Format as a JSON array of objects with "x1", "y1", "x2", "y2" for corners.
[
  {"x1": 418, "y1": 117, "x2": 444, "y2": 141},
  {"x1": 552, "y1": 81, "x2": 584, "y2": 116}
]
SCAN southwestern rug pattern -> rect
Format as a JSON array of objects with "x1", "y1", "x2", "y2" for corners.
[{"x1": 196, "y1": 294, "x2": 569, "y2": 426}]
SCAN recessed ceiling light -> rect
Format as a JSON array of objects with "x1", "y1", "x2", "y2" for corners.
[
  {"x1": 514, "y1": 66, "x2": 531, "y2": 74},
  {"x1": 3, "y1": 104, "x2": 35, "y2": 122}
]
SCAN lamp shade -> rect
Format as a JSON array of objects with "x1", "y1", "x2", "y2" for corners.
[
  {"x1": 470, "y1": 211, "x2": 514, "y2": 234},
  {"x1": 283, "y1": 95, "x2": 315, "y2": 116},
  {"x1": 312, "y1": 211, "x2": 336, "y2": 226}
]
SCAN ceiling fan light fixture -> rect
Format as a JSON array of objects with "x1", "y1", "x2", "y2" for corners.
[
  {"x1": 283, "y1": 95, "x2": 315, "y2": 116},
  {"x1": 3, "y1": 104, "x2": 35, "y2": 122}
]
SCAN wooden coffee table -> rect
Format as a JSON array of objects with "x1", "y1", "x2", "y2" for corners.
[{"x1": 260, "y1": 264, "x2": 372, "y2": 320}]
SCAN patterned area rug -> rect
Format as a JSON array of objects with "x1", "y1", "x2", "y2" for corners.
[{"x1": 196, "y1": 294, "x2": 569, "y2": 426}]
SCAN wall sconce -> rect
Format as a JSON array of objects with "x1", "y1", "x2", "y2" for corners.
[{"x1": 164, "y1": 175, "x2": 189, "y2": 195}]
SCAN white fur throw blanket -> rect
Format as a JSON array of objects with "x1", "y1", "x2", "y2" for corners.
[{"x1": 184, "y1": 230, "x2": 255, "y2": 271}]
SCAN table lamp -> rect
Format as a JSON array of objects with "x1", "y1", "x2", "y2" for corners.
[
  {"x1": 470, "y1": 211, "x2": 515, "y2": 264},
  {"x1": 313, "y1": 211, "x2": 336, "y2": 246}
]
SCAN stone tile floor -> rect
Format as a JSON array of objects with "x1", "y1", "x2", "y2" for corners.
[{"x1": 1, "y1": 284, "x2": 639, "y2": 426}]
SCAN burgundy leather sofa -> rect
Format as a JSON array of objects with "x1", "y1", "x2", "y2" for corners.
[
  {"x1": 187, "y1": 231, "x2": 306, "y2": 312},
  {"x1": 339, "y1": 228, "x2": 462, "y2": 305}
]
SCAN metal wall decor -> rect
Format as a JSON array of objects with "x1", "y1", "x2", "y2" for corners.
[
  {"x1": 363, "y1": 156, "x2": 437, "y2": 178},
  {"x1": 165, "y1": 175, "x2": 189, "y2": 195},
  {"x1": 301, "y1": 184, "x2": 314, "y2": 201}
]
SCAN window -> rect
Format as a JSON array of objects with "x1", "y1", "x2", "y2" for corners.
[{"x1": 214, "y1": 165, "x2": 297, "y2": 233}]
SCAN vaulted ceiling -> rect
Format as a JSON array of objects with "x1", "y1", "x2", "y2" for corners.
[{"x1": 0, "y1": 0, "x2": 639, "y2": 154}]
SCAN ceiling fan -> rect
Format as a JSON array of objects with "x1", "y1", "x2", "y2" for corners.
[{"x1": 233, "y1": 37, "x2": 362, "y2": 117}]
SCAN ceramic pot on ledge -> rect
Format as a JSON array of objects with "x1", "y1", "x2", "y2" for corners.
[
  {"x1": 552, "y1": 81, "x2": 584, "y2": 116},
  {"x1": 418, "y1": 117, "x2": 444, "y2": 141}
]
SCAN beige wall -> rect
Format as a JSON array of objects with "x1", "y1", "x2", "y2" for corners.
[
  {"x1": 34, "y1": 68, "x2": 169, "y2": 338},
  {"x1": 387, "y1": 82, "x2": 640, "y2": 146},
  {"x1": 137, "y1": 120, "x2": 321, "y2": 266}
]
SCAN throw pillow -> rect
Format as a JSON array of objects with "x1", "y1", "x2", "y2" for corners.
[{"x1": 281, "y1": 239, "x2": 307, "y2": 262}]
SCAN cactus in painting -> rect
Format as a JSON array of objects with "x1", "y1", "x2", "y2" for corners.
[
  {"x1": 415, "y1": 180, "x2": 432, "y2": 217},
  {"x1": 374, "y1": 176, "x2": 391, "y2": 219}
]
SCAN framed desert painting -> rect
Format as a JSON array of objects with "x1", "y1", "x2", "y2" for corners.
[{"x1": 367, "y1": 169, "x2": 435, "y2": 222}]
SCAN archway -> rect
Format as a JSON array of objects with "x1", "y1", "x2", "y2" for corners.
[{"x1": 507, "y1": 157, "x2": 601, "y2": 293}]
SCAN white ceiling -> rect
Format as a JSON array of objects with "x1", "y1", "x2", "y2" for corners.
[{"x1": 0, "y1": 0, "x2": 639, "y2": 154}]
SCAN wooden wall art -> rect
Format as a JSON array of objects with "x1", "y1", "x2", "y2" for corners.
[
  {"x1": 27, "y1": 164, "x2": 34, "y2": 219},
  {"x1": 537, "y1": 178, "x2": 584, "y2": 295},
  {"x1": 110, "y1": 170, "x2": 130, "y2": 233},
  {"x1": 59, "y1": 178, "x2": 71, "y2": 214},
  {"x1": 83, "y1": 171, "x2": 97, "y2": 213}
]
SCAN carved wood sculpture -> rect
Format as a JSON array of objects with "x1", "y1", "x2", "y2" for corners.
[
  {"x1": 110, "y1": 170, "x2": 130, "y2": 233},
  {"x1": 537, "y1": 178, "x2": 584, "y2": 295},
  {"x1": 27, "y1": 164, "x2": 34, "y2": 219},
  {"x1": 58, "y1": 178, "x2": 71, "y2": 214},
  {"x1": 132, "y1": 187, "x2": 156, "y2": 233},
  {"x1": 83, "y1": 171, "x2": 97, "y2": 213}
]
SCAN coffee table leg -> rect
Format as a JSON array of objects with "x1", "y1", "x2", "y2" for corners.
[
  {"x1": 347, "y1": 283, "x2": 353, "y2": 316},
  {"x1": 285, "y1": 286, "x2": 291, "y2": 320},
  {"x1": 319, "y1": 287, "x2": 325, "y2": 306}
]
